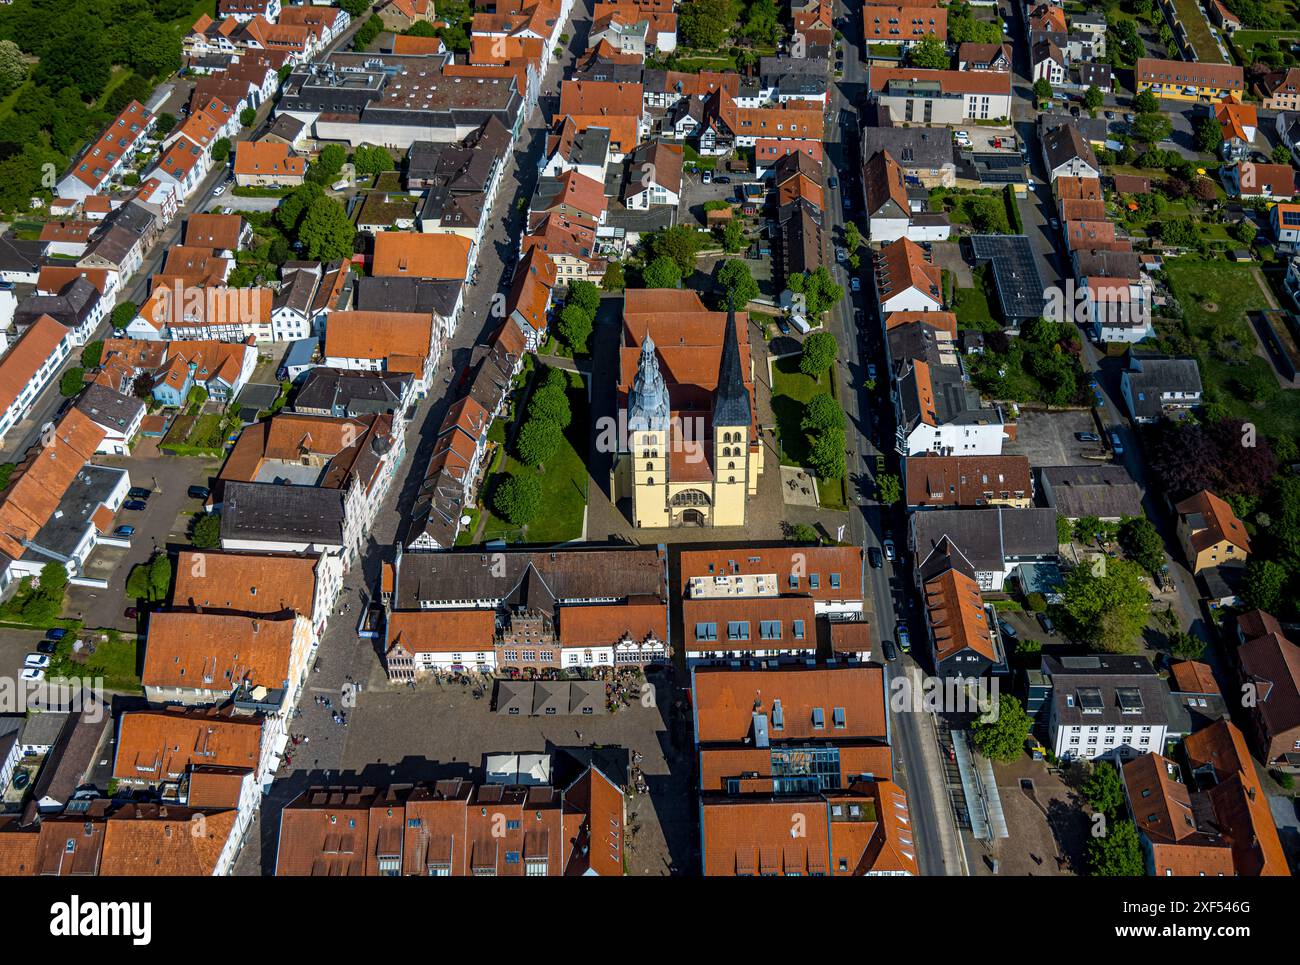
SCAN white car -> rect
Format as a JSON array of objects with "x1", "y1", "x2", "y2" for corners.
[
  {"x1": 213, "y1": 183, "x2": 227, "y2": 197},
  {"x1": 21, "y1": 667, "x2": 44, "y2": 682},
  {"x1": 24, "y1": 653, "x2": 49, "y2": 669},
  {"x1": 882, "y1": 538, "x2": 896, "y2": 562},
  {"x1": 836, "y1": 247, "x2": 847, "y2": 263}
]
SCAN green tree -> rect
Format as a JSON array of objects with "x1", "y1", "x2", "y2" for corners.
[
  {"x1": 970, "y1": 695, "x2": 1032, "y2": 763},
  {"x1": 527, "y1": 383, "x2": 572, "y2": 428},
  {"x1": 1133, "y1": 90, "x2": 1159, "y2": 114},
  {"x1": 307, "y1": 143, "x2": 348, "y2": 184},
  {"x1": 1032, "y1": 78, "x2": 1053, "y2": 103},
  {"x1": 1081, "y1": 761, "x2": 1126, "y2": 818},
  {"x1": 602, "y1": 262, "x2": 625, "y2": 291},
  {"x1": 801, "y1": 393, "x2": 845, "y2": 434},
  {"x1": 1056, "y1": 513, "x2": 1073, "y2": 544},
  {"x1": 650, "y1": 224, "x2": 702, "y2": 275},
  {"x1": 110, "y1": 300, "x2": 138, "y2": 330},
  {"x1": 276, "y1": 181, "x2": 326, "y2": 234},
  {"x1": 1273, "y1": 144, "x2": 1293, "y2": 165},
  {"x1": 1241, "y1": 558, "x2": 1288, "y2": 612},
  {"x1": 642, "y1": 255, "x2": 682, "y2": 288},
  {"x1": 1087, "y1": 819, "x2": 1144, "y2": 876},
  {"x1": 298, "y1": 198, "x2": 356, "y2": 261},
  {"x1": 1194, "y1": 115, "x2": 1223, "y2": 154},
  {"x1": 127, "y1": 22, "x2": 182, "y2": 80},
  {"x1": 876, "y1": 472, "x2": 902, "y2": 505},
  {"x1": 1159, "y1": 217, "x2": 1198, "y2": 247},
  {"x1": 1057, "y1": 558, "x2": 1150, "y2": 653},
  {"x1": 353, "y1": 144, "x2": 395, "y2": 177},
  {"x1": 240, "y1": 107, "x2": 257, "y2": 127},
  {"x1": 36, "y1": 27, "x2": 110, "y2": 99},
  {"x1": 1132, "y1": 113, "x2": 1173, "y2": 144},
  {"x1": 339, "y1": 0, "x2": 373, "y2": 15},
  {"x1": 515, "y1": 418, "x2": 563, "y2": 467},
  {"x1": 567, "y1": 279, "x2": 601, "y2": 315},
  {"x1": 211, "y1": 138, "x2": 231, "y2": 163},
  {"x1": 1084, "y1": 85, "x2": 1104, "y2": 110},
  {"x1": 353, "y1": 15, "x2": 384, "y2": 50},
  {"x1": 80, "y1": 341, "x2": 103, "y2": 370},
  {"x1": 679, "y1": 0, "x2": 737, "y2": 48},
  {"x1": 717, "y1": 258, "x2": 759, "y2": 307},
  {"x1": 720, "y1": 217, "x2": 745, "y2": 253},
  {"x1": 1168, "y1": 630, "x2": 1206, "y2": 660},
  {"x1": 910, "y1": 34, "x2": 950, "y2": 69},
  {"x1": 843, "y1": 221, "x2": 862, "y2": 251},
  {"x1": 193, "y1": 513, "x2": 222, "y2": 549},
  {"x1": 1119, "y1": 516, "x2": 1164, "y2": 573},
  {"x1": 155, "y1": 113, "x2": 176, "y2": 136},
  {"x1": 808, "y1": 427, "x2": 846, "y2": 479},
  {"x1": 799, "y1": 331, "x2": 838, "y2": 377},
  {"x1": 556, "y1": 303, "x2": 594, "y2": 354},
  {"x1": 59, "y1": 367, "x2": 85, "y2": 397},
  {"x1": 493, "y1": 472, "x2": 542, "y2": 525},
  {"x1": 787, "y1": 522, "x2": 819, "y2": 543},
  {"x1": 0, "y1": 39, "x2": 27, "y2": 95}
]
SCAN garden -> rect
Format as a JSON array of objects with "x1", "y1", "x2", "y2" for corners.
[{"x1": 770, "y1": 333, "x2": 848, "y2": 510}]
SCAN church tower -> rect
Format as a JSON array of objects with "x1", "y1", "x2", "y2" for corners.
[
  {"x1": 627, "y1": 335, "x2": 671, "y2": 528},
  {"x1": 711, "y1": 303, "x2": 751, "y2": 527}
]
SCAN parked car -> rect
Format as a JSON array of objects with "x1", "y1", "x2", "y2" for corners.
[
  {"x1": 855, "y1": 310, "x2": 865, "y2": 326},
  {"x1": 701, "y1": 169, "x2": 712, "y2": 184},
  {"x1": 1109, "y1": 430, "x2": 1125, "y2": 456},
  {"x1": 24, "y1": 653, "x2": 49, "y2": 669},
  {"x1": 869, "y1": 546, "x2": 884, "y2": 568},
  {"x1": 714, "y1": 175, "x2": 731, "y2": 184},
  {"x1": 875, "y1": 454, "x2": 886, "y2": 474},
  {"x1": 896, "y1": 624, "x2": 911, "y2": 653},
  {"x1": 1076, "y1": 432, "x2": 1101, "y2": 442},
  {"x1": 46, "y1": 628, "x2": 67, "y2": 641},
  {"x1": 1104, "y1": 111, "x2": 1115, "y2": 120},
  {"x1": 836, "y1": 247, "x2": 847, "y2": 263},
  {"x1": 128, "y1": 487, "x2": 151, "y2": 500},
  {"x1": 867, "y1": 363, "x2": 877, "y2": 380},
  {"x1": 36, "y1": 641, "x2": 56, "y2": 655},
  {"x1": 1037, "y1": 612, "x2": 1056, "y2": 635},
  {"x1": 881, "y1": 638, "x2": 898, "y2": 660},
  {"x1": 882, "y1": 538, "x2": 896, "y2": 562},
  {"x1": 776, "y1": 316, "x2": 791, "y2": 335},
  {"x1": 124, "y1": 607, "x2": 139, "y2": 620},
  {"x1": 998, "y1": 619, "x2": 1018, "y2": 639},
  {"x1": 113, "y1": 525, "x2": 135, "y2": 538},
  {"x1": 1049, "y1": 217, "x2": 1059, "y2": 230},
  {"x1": 1090, "y1": 380, "x2": 1105, "y2": 406},
  {"x1": 213, "y1": 183, "x2": 226, "y2": 197},
  {"x1": 850, "y1": 277, "x2": 861, "y2": 292},
  {"x1": 123, "y1": 499, "x2": 148, "y2": 512},
  {"x1": 188, "y1": 485, "x2": 210, "y2": 500},
  {"x1": 828, "y1": 175, "x2": 839, "y2": 189},
  {"x1": 842, "y1": 195, "x2": 852, "y2": 210},
  {"x1": 21, "y1": 668, "x2": 44, "y2": 682}
]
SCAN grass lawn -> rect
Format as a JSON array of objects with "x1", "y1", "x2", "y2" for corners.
[
  {"x1": 953, "y1": 273, "x2": 999, "y2": 332},
  {"x1": 770, "y1": 354, "x2": 847, "y2": 510},
  {"x1": 479, "y1": 369, "x2": 588, "y2": 543},
  {"x1": 49, "y1": 630, "x2": 142, "y2": 694},
  {"x1": 1163, "y1": 258, "x2": 1300, "y2": 438}
]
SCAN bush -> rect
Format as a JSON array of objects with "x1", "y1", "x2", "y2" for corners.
[
  {"x1": 80, "y1": 340, "x2": 103, "y2": 369},
  {"x1": 193, "y1": 513, "x2": 221, "y2": 549},
  {"x1": 515, "y1": 418, "x2": 562, "y2": 467},
  {"x1": 1025, "y1": 592, "x2": 1048, "y2": 613},
  {"x1": 59, "y1": 367, "x2": 85, "y2": 397}
]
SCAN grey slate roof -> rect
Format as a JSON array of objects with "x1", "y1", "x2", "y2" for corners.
[
  {"x1": 14, "y1": 277, "x2": 101, "y2": 333},
  {"x1": 293, "y1": 368, "x2": 412, "y2": 416},
  {"x1": 1042, "y1": 654, "x2": 1169, "y2": 729},
  {"x1": 75, "y1": 383, "x2": 144, "y2": 434},
  {"x1": 221, "y1": 480, "x2": 347, "y2": 546},
  {"x1": 353, "y1": 275, "x2": 460, "y2": 317},
  {"x1": 860, "y1": 126, "x2": 953, "y2": 172},
  {"x1": 1040, "y1": 464, "x2": 1144, "y2": 519},
  {"x1": 911, "y1": 507, "x2": 1059, "y2": 573}
]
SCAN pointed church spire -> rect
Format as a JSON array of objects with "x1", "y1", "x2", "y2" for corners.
[{"x1": 712, "y1": 297, "x2": 751, "y2": 429}]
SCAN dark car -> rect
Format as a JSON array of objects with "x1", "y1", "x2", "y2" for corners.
[
  {"x1": 128, "y1": 487, "x2": 151, "y2": 500},
  {"x1": 46, "y1": 628, "x2": 67, "y2": 641},
  {"x1": 124, "y1": 607, "x2": 139, "y2": 620},
  {"x1": 188, "y1": 485, "x2": 210, "y2": 500},
  {"x1": 868, "y1": 546, "x2": 884, "y2": 568},
  {"x1": 881, "y1": 638, "x2": 898, "y2": 661},
  {"x1": 1037, "y1": 612, "x2": 1056, "y2": 634},
  {"x1": 713, "y1": 175, "x2": 731, "y2": 184},
  {"x1": 113, "y1": 525, "x2": 135, "y2": 538},
  {"x1": 776, "y1": 316, "x2": 791, "y2": 335},
  {"x1": 36, "y1": 641, "x2": 57, "y2": 655},
  {"x1": 828, "y1": 175, "x2": 839, "y2": 189},
  {"x1": 1076, "y1": 432, "x2": 1101, "y2": 442},
  {"x1": 998, "y1": 619, "x2": 1018, "y2": 639}
]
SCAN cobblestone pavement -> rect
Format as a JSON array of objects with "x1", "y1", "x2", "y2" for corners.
[{"x1": 232, "y1": 11, "x2": 598, "y2": 876}]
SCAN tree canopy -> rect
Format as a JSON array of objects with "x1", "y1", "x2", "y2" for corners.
[
  {"x1": 1056, "y1": 557, "x2": 1150, "y2": 654},
  {"x1": 970, "y1": 695, "x2": 1032, "y2": 763}
]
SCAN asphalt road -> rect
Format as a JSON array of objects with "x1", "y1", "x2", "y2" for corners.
[{"x1": 825, "y1": 0, "x2": 968, "y2": 877}]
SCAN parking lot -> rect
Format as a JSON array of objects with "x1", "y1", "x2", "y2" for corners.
[
  {"x1": 61, "y1": 454, "x2": 219, "y2": 631},
  {"x1": 1004, "y1": 408, "x2": 1108, "y2": 469}
]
